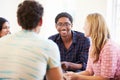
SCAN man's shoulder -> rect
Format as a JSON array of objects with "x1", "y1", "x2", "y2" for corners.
[
  {"x1": 48, "y1": 33, "x2": 59, "y2": 40},
  {"x1": 73, "y1": 31, "x2": 90, "y2": 43},
  {"x1": 73, "y1": 30, "x2": 86, "y2": 38}
]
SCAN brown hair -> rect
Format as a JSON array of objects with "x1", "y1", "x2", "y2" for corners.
[
  {"x1": 17, "y1": 0, "x2": 44, "y2": 30},
  {"x1": 0, "y1": 17, "x2": 8, "y2": 31}
]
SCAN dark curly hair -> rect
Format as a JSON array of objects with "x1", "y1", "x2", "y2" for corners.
[
  {"x1": 17, "y1": 0, "x2": 44, "y2": 30},
  {"x1": 55, "y1": 12, "x2": 73, "y2": 24}
]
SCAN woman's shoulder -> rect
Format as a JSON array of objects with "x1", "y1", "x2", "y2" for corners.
[
  {"x1": 101, "y1": 39, "x2": 120, "y2": 54},
  {"x1": 105, "y1": 39, "x2": 120, "y2": 49}
]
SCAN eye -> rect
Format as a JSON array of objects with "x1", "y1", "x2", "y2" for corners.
[
  {"x1": 64, "y1": 22, "x2": 71, "y2": 26},
  {"x1": 57, "y1": 23, "x2": 63, "y2": 26},
  {"x1": 56, "y1": 22, "x2": 71, "y2": 27},
  {"x1": 2, "y1": 26, "x2": 10, "y2": 29}
]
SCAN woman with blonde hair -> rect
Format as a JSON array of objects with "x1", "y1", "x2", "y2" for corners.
[{"x1": 64, "y1": 13, "x2": 120, "y2": 80}]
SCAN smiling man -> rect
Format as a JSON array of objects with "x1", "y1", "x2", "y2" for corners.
[{"x1": 48, "y1": 12, "x2": 90, "y2": 72}]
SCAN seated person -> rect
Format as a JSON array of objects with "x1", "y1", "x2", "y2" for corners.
[
  {"x1": 64, "y1": 13, "x2": 120, "y2": 80},
  {"x1": 0, "y1": 17, "x2": 10, "y2": 38},
  {"x1": 49, "y1": 12, "x2": 90, "y2": 72},
  {"x1": 0, "y1": 0, "x2": 63, "y2": 80}
]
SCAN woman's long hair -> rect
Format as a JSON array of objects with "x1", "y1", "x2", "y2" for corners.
[{"x1": 87, "y1": 13, "x2": 110, "y2": 63}]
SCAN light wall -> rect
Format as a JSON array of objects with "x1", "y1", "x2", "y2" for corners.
[
  {"x1": 0, "y1": 0, "x2": 21, "y2": 33},
  {"x1": 0, "y1": 0, "x2": 107, "y2": 38}
]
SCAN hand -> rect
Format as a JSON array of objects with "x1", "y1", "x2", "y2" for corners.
[
  {"x1": 64, "y1": 71, "x2": 79, "y2": 80},
  {"x1": 64, "y1": 71, "x2": 72, "y2": 80},
  {"x1": 61, "y1": 61, "x2": 70, "y2": 71}
]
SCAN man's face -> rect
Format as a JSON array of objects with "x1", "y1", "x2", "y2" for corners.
[{"x1": 56, "y1": 17, "x2": 72, "y2": 37}]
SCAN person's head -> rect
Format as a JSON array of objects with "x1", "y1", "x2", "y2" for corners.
[
  {"x1": 83, "y1": 13, "x2": 110, "y2": 38},
  {"x1": 83, "y1": 13, "x2": 110, "y2": 63},
  {"x1": 55, "y1": 12, "x2": 73, "y2": 37},
  {"x1": 17, "y1": 0, "x2": 44, "y2": 33},
  {"x1": 0, "y1": 17, "x2": 10, "y2": 37}
]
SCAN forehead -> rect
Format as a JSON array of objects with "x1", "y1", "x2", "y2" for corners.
[
  {"x1": 57, "y1": 17, "x2": 71, "y2": 22},
  {"x1": 2, "y1": 22, "x2": 9, "y2": 27}
]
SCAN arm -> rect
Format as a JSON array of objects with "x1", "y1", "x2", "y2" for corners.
[
  {"x1": 77, "y1": 71, "x2": 109, "y2": 80},
  {"x1": 78, "y1": 70, "x2": 91, "y2": 76},
  {"x1": 76, "y1": 37, "x2": 90, "y2": 70},
  {"x1": 45, "y1": 40, "x2": 64, "y2": 80},
  {"x1": 61, "y1": 61, "x2": 82, "y2": 71},
  {"x1": 65, "y1": 71, "x2": 109, "y2": 80},
  {"x1": 46, "y1": 67, "x2": 64, "y2": 80},
  {"x1": 73, "y1": 74, "x2": 110, "y2": 80},
  {"x1": 77, "y1": 54, "x2": 94, "y2": 76}
]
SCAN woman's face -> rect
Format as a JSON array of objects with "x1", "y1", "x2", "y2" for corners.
[
  {"x1": 0, "y1": 22, "x2": 10, "y2": 37},
  {"x1": 83, "y1": 20, "x2": 90, "y2": 37}
]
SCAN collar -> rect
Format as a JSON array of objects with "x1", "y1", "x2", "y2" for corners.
[{"x1": 56, "y1": 30, "x2": 77, "y2": 44}]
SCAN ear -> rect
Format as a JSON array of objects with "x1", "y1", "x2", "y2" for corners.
[{"x1": 38, "y1": 18, "x2": 43, "y2": 26}]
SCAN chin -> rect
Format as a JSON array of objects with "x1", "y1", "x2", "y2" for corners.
[
  {"x1": 61, "y1": 35, "x2": 67, "y2": 37},
  {"x1": 60, "y1": 33, "x2": 67, "y2": 37}
]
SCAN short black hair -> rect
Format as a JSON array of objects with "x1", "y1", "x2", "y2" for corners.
[
  {"x1": 17, "y1": 0, "x2": 44, "y2": 30},
  {"x1": 0, "y1": 17, "x2": 8, "y2": 31},
  {"x1": 55, "y1": 12, "x2": 73, "y2": 24}
]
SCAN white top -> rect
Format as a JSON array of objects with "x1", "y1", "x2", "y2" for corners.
[{"x1": 0, "y1": 30, "x2": 61, "y2": 80}]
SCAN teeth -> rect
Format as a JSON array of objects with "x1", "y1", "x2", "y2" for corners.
[
  {"x1": 61, "y1": 30, "x2": 66, "y2": 31},
  {"x1": 61, "y1": 31, "x2": 66, "y2": 32}
]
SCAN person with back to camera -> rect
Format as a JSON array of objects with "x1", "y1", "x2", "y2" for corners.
[
  {"x1": 48, "y1": 12, "x2": 90, "y2": 72},
  {"x1": 64, "y1": 13, "x2": 120, "y2": 80},
  {"x1": 0, "y1": 0, "x2": 63, "y2": 80},
  {"x1": 0, "y1": 17, "x2": 10, "y2": 38}
]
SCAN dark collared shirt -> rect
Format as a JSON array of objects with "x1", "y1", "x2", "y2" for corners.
[{"x1": 48, "y1": 30, "x2": 90, "y2": 72}]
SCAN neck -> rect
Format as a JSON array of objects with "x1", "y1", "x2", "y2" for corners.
[
  {"x1": 61, "y1": 33, "x2": 73, "y2": 50},
  {"x1": 61, "y1": 33, "x2": 72, "y2": 43},
  {"x1": 22, "y1": 26, "x2": 40, "y2": 34}
]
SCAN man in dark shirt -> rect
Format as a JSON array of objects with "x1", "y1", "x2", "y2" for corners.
[{"x1": 48, "y1": 12, "x2": 90, "y2": 72}]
